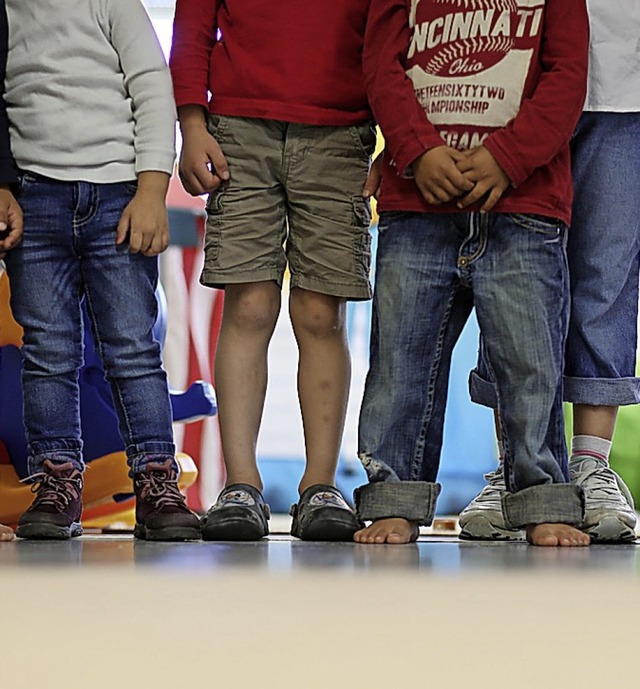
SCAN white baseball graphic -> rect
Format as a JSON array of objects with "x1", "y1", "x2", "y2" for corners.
[{"x1": 413, "y1": 0, "x2": 519, "y2": 78}]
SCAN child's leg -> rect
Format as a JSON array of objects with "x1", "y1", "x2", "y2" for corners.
[
  {"x1": 215, "y1": 280, "x2": 281, "y2": 488},
  {"x1": 288, "y1": 288, "x2": 349, "y2": 491},
  {"x1": 283, "y1": 122, "x2": 375, "y2": 540},
  {"x1": 473, "y1": 212, "x2": 587, "y2": 546},
  {"x1": 79, "y1": 182, "x2": 199, "y2": 541},
  {"x1": 193, "y1": 116, "x2": 292, "y2": 540},
  {"x1": 192, "y1": 281, "x2": 280, "y2": 541},
  {"x1": 463, "y1": 112, "x2": 640, "y2": 543},
  {"x1": 564, "y1": 112, "x2": 640, "y2": 541},
  {"x1": 355, "y1": 212, "x2": 473, "y2": 543},
  {"x1": 4, "y1": 175, "x2": 85, "y2": 539}
]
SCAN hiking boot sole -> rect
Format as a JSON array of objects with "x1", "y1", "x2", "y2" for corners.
[
  {"x1": 16, "y1": 521, "x2": 83, "y2": 540},
  {"x1": 134, "y1": 524, "x2": 201, "y2": 542},
  {"x1": 458, "y1": 515, "x2": 524, "y2": 541},
  {"x1": 583, "y1": 516, "x2": 637, "y2": 543},
  {"x1": 201, "y1": 517, "x2": 268, "y2": 541}
]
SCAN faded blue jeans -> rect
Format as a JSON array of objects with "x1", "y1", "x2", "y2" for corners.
[
  {"x1": 356, "y1": 211, "x2": 584, "y2": 529},
  {"x1": 565, "y1": 112, "x2": 640, "y2": 404},
  {"x1": 473, "y1": 113, "x2": 640, "y2": 408},
  {"x1": 4, "y1": 173, "x2": 177, "y2": 475}
]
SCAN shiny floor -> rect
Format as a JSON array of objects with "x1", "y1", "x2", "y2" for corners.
[{"x1": 1, "y1": 523, "x2": 639, "y2": 689}]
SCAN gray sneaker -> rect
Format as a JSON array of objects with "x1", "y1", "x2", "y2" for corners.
[
  {"x1": 570, "y1": 456, "x2": 637, "y2": 543},
  {"x1": 458, "y1": 465, "x2": 524, "y2": 541}
]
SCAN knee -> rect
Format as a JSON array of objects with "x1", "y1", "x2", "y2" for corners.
[
  {"x1": 290, "y1": 290, "x2": 346, "y2": 339},
  {"x1": 21, "y1": 332, "x2": 82, "y2": 377},
  {"x1": 224, "y1": 283, "x2": 280, "y2": 334}
]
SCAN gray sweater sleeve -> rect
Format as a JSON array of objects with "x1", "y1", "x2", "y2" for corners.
[
  {"x1": 108, "y1": 0, "x2": 176, "y2": 175},
  {"x1": 0, "y1": 0, "x2": 17, "y2": 184}
]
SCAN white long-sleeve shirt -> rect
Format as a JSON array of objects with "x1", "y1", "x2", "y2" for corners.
[
  {"x1": 4, "y1": 0, "x2": 176, "y2": 182},
  {"x1": 586, "y1": 0, "x2": 640, "y2": 112}
]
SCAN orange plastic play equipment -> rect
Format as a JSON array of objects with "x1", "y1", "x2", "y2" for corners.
[{"x1": 0, "y1": 445, "x2": 197, "y2": 527}]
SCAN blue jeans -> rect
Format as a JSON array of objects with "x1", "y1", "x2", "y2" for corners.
[
  {"x1": 565, "y1": 112, "x2": 640, "y2": 404},
  {"x1": 356, "y1": 211, "x2": 583, "y2": 528},
  {"x1": 4, "y1": 173, "x2": 176, "y2": 475},
  {"x1": 471, "y1": 113, "x2": 640, "y2": 412}
]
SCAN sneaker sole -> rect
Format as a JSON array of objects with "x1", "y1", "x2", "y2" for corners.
[
  {"x1": 134, "y1": 524, "x2": 201, "y2": 542},
  {"x1": 16, "y1": 522, "x2": 83, "y2": 540},
  {"x1": 458, "y1": 515, "x2": 524, "y2": 541},
  {"x1": 582, "y1": 516, "x2": 637, "y2": 543}
]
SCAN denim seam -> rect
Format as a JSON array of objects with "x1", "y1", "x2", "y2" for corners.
[
  {"x1": 459, "y1": 212, "x2": 488, "y2": 269},
  {"x1": 412, "y1": 284, "x2": 460, "y2": 481},
  {"x1": 480, "y1": 336, "x2": 512, "y2": 483},
  {"x1": 82, "y1": 282, "x2": 136, "y2": 449},
  {"x1": 72, "y1": 182, "x2": 99, "y2": 228}
]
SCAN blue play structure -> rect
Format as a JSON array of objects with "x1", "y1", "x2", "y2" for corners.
[{"x1": 0, "y1": 281, "x2": 216, "y2": 480}]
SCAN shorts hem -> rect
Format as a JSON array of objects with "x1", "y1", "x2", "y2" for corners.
[
  {"x1": 200, "y1": 268, "x2": 283, "y2": 290},
  {"x1": 290, "y1": 274, "x2": 372, "y2": 301}
]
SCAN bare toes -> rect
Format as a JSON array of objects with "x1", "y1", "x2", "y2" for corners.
[
  {"x1": 0, "y1": 525, "x2": 14, "y2": 542},
  {"x1": 352, "y1": 518, "x2": 418, "y2": 545},
  {"x1": 527, "y1": 523, "x2": 590, "y2": 547}
]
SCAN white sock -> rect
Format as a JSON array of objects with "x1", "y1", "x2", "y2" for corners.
[{"x1": 570, "y1": 434, "x2": 612, "y2": 463}]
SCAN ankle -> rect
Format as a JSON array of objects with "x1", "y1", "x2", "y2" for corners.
[
  {"x1": 299, "y1": 470, "x2": 337, "y2": 496},
  {"x1": 570, "y1": 435, "x2": 612, "y2": 463},
  {"x1": 225, "y1": 474, "x2": 263, "y2": 492}
]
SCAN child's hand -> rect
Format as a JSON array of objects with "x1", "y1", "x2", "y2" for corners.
[
  {"x1": 0, "y1": 186, "x2": 24, "y2": 259},
  {"x1": 363, "y1": 150, "x2": 383, "y2": 199},
  {"x1": 116, "y1": 172, "x2": 170, "y2": 256},
  {"x1": 411, "y1": 146, "x2": 475, "y2": 205},
  {"x1": 178, "y1": 105, "x2": 229, "y2": 196},
  {"x1": 455, "y1": 146, "x2": 511, "y2": 212}
]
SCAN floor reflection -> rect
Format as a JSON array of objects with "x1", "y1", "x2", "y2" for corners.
[{"x1": 1, "y1": 535, "x2": 638, "y2": 575}]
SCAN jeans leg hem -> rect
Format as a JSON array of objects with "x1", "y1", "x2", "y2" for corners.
[
  {"x1": 563, "y1": 376, "x2": 640, "y2": 406},
  {"x1": 354, "y1": 481, "x2": 441, "y2": 526},
  {"x1": 502, "y1": 484, "x2": 584, "y2": 528},
  {"x1": 468, "y1": 369, "x2": 498, "y2": 408},
  {"x1": 27, "y1": 449, "x2": 85, "y2": 476},
  {"x1": 127, "y1": 443, "x2": 177, "y2": 475}
]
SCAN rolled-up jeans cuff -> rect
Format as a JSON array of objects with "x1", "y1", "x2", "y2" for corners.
[
  {"x1": 563, "y1": 375, "x2": 640, "y2": 406},
  {"x1": 502, "y1": 484, "x2": 584, "y2": 528},
  {"x1": 468, "y1": 369, "x2": 498, "y2": 409},
  {"x1": 354, "y1": 481, "x2": 441, "y2": 526}
]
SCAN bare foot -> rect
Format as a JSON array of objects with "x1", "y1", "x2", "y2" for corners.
[
  {"x1": 527, "y1": 523, "x2": 590, "y2": 547},
  {"x1": 354, "y1": 518, "x2": 419, "y2": 544},
  {"x1": 0, "y1": 524, "x2": 14, "y2": 542}
]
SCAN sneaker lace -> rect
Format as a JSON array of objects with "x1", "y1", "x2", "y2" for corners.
[
  {"x1": 473, "y1": 465, "x2": 506, "y2": 505},
  {"x1": 137, "y1": 469, "x2": 187, "y2": 509},
  {"x1": 571, "y1": 459, "x2": 629, "y2": 508},
  {"x1": 29, "y1": 472, "x2": 81, "y2": 511}
]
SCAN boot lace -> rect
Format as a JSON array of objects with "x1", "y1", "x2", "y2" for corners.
[
  {"x1": 136, "y1": 469, "x2": 187, "y2": 509},
  {"x1": 29, "y1": 472, "x2": 81, "y2": 511}
]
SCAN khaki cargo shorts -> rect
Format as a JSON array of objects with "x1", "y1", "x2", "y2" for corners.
[{"x1": 201, "y1": 115, "x2": 375, "y2": 301}]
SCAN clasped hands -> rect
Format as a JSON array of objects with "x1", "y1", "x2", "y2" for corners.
[{"x1": 412, "y1": 145, "x2": 511, "y2": 213}]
